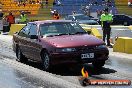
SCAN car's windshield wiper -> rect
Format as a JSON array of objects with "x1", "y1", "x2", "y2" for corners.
[
  {"x1": 54, "y1": 33, "x2": 69, "y2": 36},
  {"x1": 46, "y1": 33, "x2": 69, "y2": 37},
  {"x1": 46, "y1": 32, "x2": 86, "y2": 37},
  {"x1": 46, "y1": 35, "x2": 54, "y2": 37}
]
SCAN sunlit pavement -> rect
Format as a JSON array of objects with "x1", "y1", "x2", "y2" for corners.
[{"x1": 0, "y1": 33, "x2": 132, "y2": 88}]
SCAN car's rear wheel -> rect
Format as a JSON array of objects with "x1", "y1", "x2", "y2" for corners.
[
  {"x1": 41, "y1": 52, "x2": 51, "y2": 71},
  {"x1": 16, "y1": 47, "x2": 27, "y2": 63},
  {"x1": 92, "y1": 61, "x2": 105, "y2": 69}
]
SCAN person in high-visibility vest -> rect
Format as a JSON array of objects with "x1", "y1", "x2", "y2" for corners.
[
  {"x1": 19, "y1": 11, "x2": 28, "y2": 24},
  {"x1": 100, "y1": 8, "x2": 113, "y2": 47},
  {"x1": 53, "y1": 10, "x2": 60, "y2": 20}
]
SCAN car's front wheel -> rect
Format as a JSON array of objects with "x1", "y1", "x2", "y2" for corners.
[
  {"x1": 16, "y1": 47, "x2": 27, "y2": 63},
  {"x1": 41, "y1": 52, "x2": 51, "y2": 71},
  {"x1": 92, "y1": 61, "x2": 105, "y2": 69}
]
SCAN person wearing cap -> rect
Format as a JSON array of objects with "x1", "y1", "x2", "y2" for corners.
[
  {"x1": 53, "y1": 10, "x2": 60, "y2": 20},
  {"x1": 72, "y1": 11, "x2": 77, "y2": 21},
  {"x1": 19, "y1": 11, "x2": 28, "y2": 24},
  {"x1": 100, "y1": 8, "x2": 113, "y2": 47},
  {"x1": 72, "y1": 11, "x2": 76, "y2": 15}
]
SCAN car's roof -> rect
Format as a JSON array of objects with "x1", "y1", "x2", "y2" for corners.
[
  {"x1": 114, "y1": 14, "x2": 126, "y2": 16},
  {"x1": 114, "y1": 14, "x2": 132, "y2": 17},
  {"x1": 29, "y1": 20, "x2": 73, "y2": 25}
]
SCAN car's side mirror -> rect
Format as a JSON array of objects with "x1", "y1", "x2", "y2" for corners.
[
  {"x1": 87, "y1": 31, "x2": 91, "y2": 34},
  {"x1": 30, "y1": 35, "x2": 38, "y2": 39}
]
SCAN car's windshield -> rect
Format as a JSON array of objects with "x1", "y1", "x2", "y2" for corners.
[{"x1": 39, "y1": 22, "x2": 87, "y2": 37}]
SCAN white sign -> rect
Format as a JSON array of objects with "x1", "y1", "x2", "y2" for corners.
[{"x1": 81, "y1": 53, "x2": 94, "y2": 59}]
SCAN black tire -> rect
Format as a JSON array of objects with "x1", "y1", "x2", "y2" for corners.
[
  {"x1": 92, "y1": 61, "x2": 105, "y2": 69},
  {"x1": 16, "y1": 47, "x2": 27, "y2": 63},
  {"x1": 41, "y1": 52, "x2": 51, "y2": 71}
]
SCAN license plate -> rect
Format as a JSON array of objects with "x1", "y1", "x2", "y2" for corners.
[{"x1": 81, "y1": 53, "x2": 94, "y2": 59}]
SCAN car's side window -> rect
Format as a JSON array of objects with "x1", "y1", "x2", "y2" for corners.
[
  {"x1": 115, "y1": 15, "x2": 119, "y2": 19},
  {"x1": 29, "y1": 24, "x2": 37, "y2": 35},
  {"x1": 18, "y1": 24, "x2": 31, "y2": 38},
  {"x1": 118, "y1": 15, "x2": 124, "y2": 19},
  {"x1": 121, "y1": 15, "x2": 125, "y2": 18}
]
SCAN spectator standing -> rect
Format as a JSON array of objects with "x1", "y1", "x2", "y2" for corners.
[
  {"x1": 72, "y1": 11, "x2": 76, "y2": 15},
  {"x1": 100, "y1": 8, "x2": 113, "y2": 47},
  {"x1": 53, "y1": 10, "x2": 60, "y2": 20},
  {"x1": 57, "y1": 0, "x2": 62, "y2": 6},
  {"x1": 36, "y1": 0, "x2": 40, "y2": 4},
  {"x1": 84, "y1": 5, "x2": 90, "y2": 16},
  {"x1": 72, "y1": 11, "x2": 77, "y2": 21},
  {"x1": 45, "y1": 0, "x2": 48, "y2": 8},
  {"x1": 53, "y1": 0, "x2": 56, "y2": 5},
  {"x1": 96, "y1": 9, "x2": 100, "y2": 18},
  {"x1": 110, "y1": 9, "x2": 112, "y2": 14},
  {"x1": 50, "y1": 9, "x2": 55, "y2": 15},
  {"x1": 3, "y1": 17, "x2": 9, "y2": 33},
  {"x1": 18, "y1": 0, "x2": 23, "y2": 6},
  {"x1": 0, "y1": 10, "x2": 3, "y2": 32},
  {"x1": 6, "y1": 12, "x2": 15, "y2": 31}
]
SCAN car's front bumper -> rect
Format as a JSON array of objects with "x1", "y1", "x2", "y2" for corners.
[{"x1": 50, "y1": 49, "x2": 109, "y2": 65}]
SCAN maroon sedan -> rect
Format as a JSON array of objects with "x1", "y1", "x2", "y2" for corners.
[{"x1": 12, "y1": 20, "x2": 109, "y2": 71}]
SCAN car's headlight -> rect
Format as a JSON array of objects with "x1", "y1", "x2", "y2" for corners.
[{"x1": 56, "y1": 48, "x2": 76, "y2": 52}]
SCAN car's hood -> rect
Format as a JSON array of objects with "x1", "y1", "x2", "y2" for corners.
[{"x1": 42, "y1": 34, "x2": 104, "y2": 48}]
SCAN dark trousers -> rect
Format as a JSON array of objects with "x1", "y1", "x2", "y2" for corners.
[
  {"x1": 3, "y1": 26, "x2": 10, "y2": 32},
  {"x1": 103, "y1": 28, "x2": 111, "y2": 46}
]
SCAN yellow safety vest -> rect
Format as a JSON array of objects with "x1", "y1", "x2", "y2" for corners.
[
  {"x1": 20, "y1": 14, "x2": 27, "y2": 22},
  {"x1": 100, "y1": 13, "x2": 113, "y2": 27}
]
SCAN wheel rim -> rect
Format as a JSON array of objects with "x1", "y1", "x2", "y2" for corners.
[{"x1": 43, "y1": 53, "x2": 49, "y2": 70}]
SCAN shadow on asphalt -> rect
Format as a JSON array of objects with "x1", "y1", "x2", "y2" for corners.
[{"x1": 24, "y1": 61, "x2": 117, "y2": 77}]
